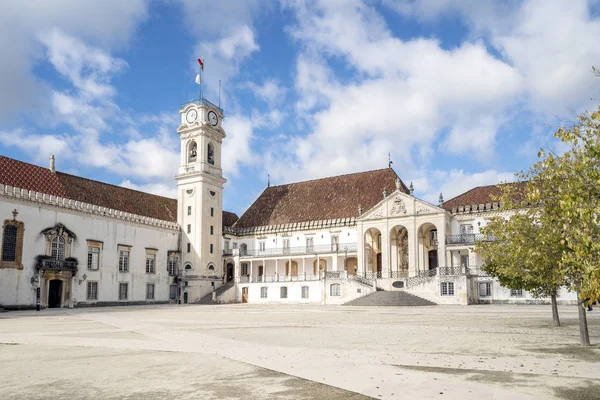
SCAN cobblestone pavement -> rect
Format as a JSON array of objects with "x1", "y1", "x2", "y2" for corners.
[{"x1": 0, "y1": 304, "x2": 599, "y2": 399}]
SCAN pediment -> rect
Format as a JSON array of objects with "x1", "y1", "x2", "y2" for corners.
[{"x1": 360, "y1": 191, "x2": 444, "y2": 220}]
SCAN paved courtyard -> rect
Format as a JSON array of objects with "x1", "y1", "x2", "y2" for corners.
[{"x1": 0, "y1": 304, "x2": 599, "y2": 400}]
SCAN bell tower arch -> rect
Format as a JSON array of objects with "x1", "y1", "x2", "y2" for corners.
[{"x1": 175, "y1": 99, "x2": 226, "y2": 303}]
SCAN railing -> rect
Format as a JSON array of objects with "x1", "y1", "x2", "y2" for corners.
[
  {"x1": 438, "y1": 266, "x2": 462, "y2": 276},
  {"x1": 350, "y1": 274, "x2": 374, "y2": 287},
  {"x1": 222, "y1": 249, "x2": 234, "y2": 256},
  {"x1": 239, "y1": 242, "x2": 357, "y2": 258},
  {"x1": 180, "y1": 98, "x2": 223, "y2": 114},
  {"x1": 466, "y1": 267, "x2": 491, "y2": 277},
  {"x1": 446, "y1": 234, "x2": 494, "y2": 245},
  {"x1": 390, "y1": 270, "x2": 409, "y2": 279},
  {"x1": 324, "y1": 271, "x2": 347, "y2": 279},
  {"x1": 237, "y1": 274, "x2": 320, "y2": 283}
]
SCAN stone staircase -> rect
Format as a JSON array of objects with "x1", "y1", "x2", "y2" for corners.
[
  {"x1": 198, "y1": 281, "x2": 234, "y2": 305},
  {"x1": 343, "y1": 290, "x2": 436, "y2": 306}
]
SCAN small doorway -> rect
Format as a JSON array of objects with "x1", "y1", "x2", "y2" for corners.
[
  {"x1": 226, "y1": 263, "x2": 234, "y2": 282},
  {"x1": 242, "y1": 287, "x2": 248, "y2": 303},
  {"x1": 428, "y1": 250, "x2": 438, "y2": 270},
  {"x1": 48, "y1": 280, "x2": 62, "y2": 308},
  {"x1": 376, "y1": 253, "x2": 382, "y2": 273},
  {"x1": 183, "y1": 292, "x2": 188, "y2": 304},
  {"x1": 258, "y1": 265, "x2": 264, "y2": 279}
]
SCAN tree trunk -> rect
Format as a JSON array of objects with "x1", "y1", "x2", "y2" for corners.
[
  {"x1": 576, "y1": 289, "x2": 591, "y2": 346},
  {"x1": 551, "y1": 293, "x2": 560, "y2": 326}
]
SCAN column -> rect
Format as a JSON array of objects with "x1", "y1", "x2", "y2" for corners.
[
  {"x1": 357, "y1": 222, "x2": 364, "y2": 275},
  {"x1": 438, "y1": 220, "x2": 447, "y2": 269},
  {"x1": 390, "y1": 236, "x2": 398, "y2": 276},
  {"x1": 275, "y1": 259, "x2": 279, "y2": 281},
  {"x1": 302, "y1": 257, "x2": 306, "y2": 278},
  {"x1": 262, "y1": 259, "x2": 266, "y2": 282},
  {"x1": 446, "y1": 250, "x2": 452, "y2": 268},
  {"x1": 288, "y1": 257, "x2": 292, "y2": 280},
  {"x1": 249, "y1": 260, "x2": 253, "y2": 282},
  {"x1": 381, "y1": 226, "x2": 390, "y2": 278}
]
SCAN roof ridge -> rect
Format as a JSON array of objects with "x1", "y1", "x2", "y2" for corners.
[{"x1": 267, "y1": 167, "x2": 397, "y2": 188}]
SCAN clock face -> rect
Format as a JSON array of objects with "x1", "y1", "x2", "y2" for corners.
[
  {"x1": 208, "y1": 111, "x2": 218, "y2": 126},
  {"x1": 185, "y1": 109, "x2": 198, "y2": 124}
]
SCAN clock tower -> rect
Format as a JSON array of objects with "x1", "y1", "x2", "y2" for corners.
[{"x1": 175, "y1": 99, "x2": 226, "y2": 303}]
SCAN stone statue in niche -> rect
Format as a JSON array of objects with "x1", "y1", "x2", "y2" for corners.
[{"x1": 390, "y1": 197, "x2": 406, "y2": 215}]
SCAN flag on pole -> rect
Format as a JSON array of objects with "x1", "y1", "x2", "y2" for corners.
[
  {"x1": 195, "y1": 74, "x2": 201, "y2": 85},
  {"x1": 197, "y1": 58, "x2": 204, "y2": 70}
]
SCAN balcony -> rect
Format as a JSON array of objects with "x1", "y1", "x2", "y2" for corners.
[
  {"x1": 445, "y1": 234, "x2": 493, "y2": 246},
  {"x1": 35, "y1": 255, "x2": 78, "y2": 274},
  {"x1": 238, "y1": 242, "x2": 357, "y2": 258}
]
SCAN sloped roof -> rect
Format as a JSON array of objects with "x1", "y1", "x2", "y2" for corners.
[
  {"x1": 234, "y1": 168, "x2": 409, "y2": 229},
  {"x1": 222, "y1": 211, "x2": 239, "y2": 227},
  {"x1": 0, "y1": 155, "x2": 235, "y2": 225},
  {"x1": 442, "y1": 181, "x2": 527, "y2": 211}
]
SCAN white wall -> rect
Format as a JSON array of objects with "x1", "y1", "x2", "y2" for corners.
[{"x1": 0, "y1": 197, "x2": 179, "y2": 308}]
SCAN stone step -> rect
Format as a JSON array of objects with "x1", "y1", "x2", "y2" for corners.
[
  {"x1": 343, "y1": 290, "x2": 436, "y2": 307},
  {"x1": 198, "y1": 282, "x2": 234, "y2": 305}
]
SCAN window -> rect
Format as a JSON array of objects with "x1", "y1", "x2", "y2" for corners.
[
  {"x1": 210, "y1": 207, "x2": 214, "y2": 217},
  {"x1": 146, "y1": 283, "x2": 155, "y2": 300},
  {"x1": 187, "y1": 224, "x2": 191, "y2": 234},
  {"x1": 224, "y1": 241, "x2": 230, "y2": 250},
  {"x1": 479, "y1": 282, "x2": 492, "y2": 297},
  {"x1": 187, "y1": 206, "x2": 192, "y2": 216},
  {"x1": 511, "y1": 288, "x2": 524, "y2": 297},
  {"x1": 330, "y1": 283, "x2": 341, "y2": 296},
  {"x1": 302, "y1": 286, "x2": 309, "y2": 299},
  {"x1": 207, "y1": 143, "x2": 215, "y2": 165},
  {"x1": 331, "y1": 235, "x2": 339, "y2": 252},
  {"x1": 169, "y1": 285, "x2": 178, "y2": 300},
  {"x1": 86, "y1": 282, "x2": 98, "y2": 300},
  {"x1": 2, "y1": 225, "x2": 17, "y2": 262},
  {"x1": 146, "y1": 253, "x2": 156, "y2": 274},
  {"x1": 441, "y1": 282, "x2": 455, "y2": 296},
  {"x1": 187, "y1": 243, "x2": 191, "y2": 253},
  {"x1": 168, "y1": 254, "x2": 179, "y2": 276},
  {"x1": 259, "y1": 241, "x2": 265, "y2": 252},
  {"x1": 189, "y1": 141, "x2": 197, "y2": 162},
  {"x1": 87, "y1": 246, "x2": 100, "y2": 270},
  {"x1": 306, "y1": 237, "x2": 314, "y2": 252},
  {"x1": 119, "y1": 283, "x2": 128, "y2": 300},
  {"x1": 460, "y1": 255, "x2": 469, "y2": 268},
  {"x1": 210, "y1": 225, "x2": 214, "y2": 235},
  {"x1": 233, "y1": 242, "x2": 238, "y2": 249},
  {"x1": 210, "y1": 244, "x2": 213, "y2": 254},
  {"x1": 283, "y1": 239, "x2": 290, "y2": 254},
  {"x1": 240, "y1": 243, "x2": 247, "y2": 256},
  {"x1": 280, "y1": 286, "x2": 288, "y2": 299},
  {"x1": 241, "y1": 263, "x2": 249, "y2": 276},
  {"x1": 119, "y1": 249, "x2": 130, "y2": 272},
  {"x1": 51, "y1": 236, "x2": 65, "y2": 260},
  {"x1": 184, "y1": 263, "x2": 192, "y2": 270},
  {"x1": 261, "y1": 287, "x2": 268, "y2": 298},
  {"x1": 460, "y1": 224, "x2": 474, "y2": 234},
  {"x1": 430, "y1": 230, "x2": 438, "y2": 245}
]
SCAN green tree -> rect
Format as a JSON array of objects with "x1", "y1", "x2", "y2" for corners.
[{"x1": 475, "y1": 183, "x2": 567, "y2": 327}]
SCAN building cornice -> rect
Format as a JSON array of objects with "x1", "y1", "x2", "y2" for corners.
[
  {"x1": 226, "y1": 218, "x2": 357, "y2": 237},
  {"x1": 0, "y1": 184, "x2": 180, "y2": 232}
]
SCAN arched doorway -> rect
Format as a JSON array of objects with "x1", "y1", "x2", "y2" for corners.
[
  {"x1": 285, "y1": 261, "x2": 298, "y2": 277},
  {"x1": 48, "y1": 280, "x2": 62, "y2": 308},
  {"x1": 390, "y1": 225, "x2": 409, "y2": 277},
  {"x1": 226, "y1": 262, "x2": 234, "y2": 282},
  {"x1": 418, "y1": 222, "x2": 438, "y2": 271},
  {"x1": 364, "y1": 228, "x2": 382, "y2": 275},
  {"x1": 313, "y1": 259, "x2": 327, "y2": 275},
  {"x1": 345, "y1": 257, "x2": 358, "y2": 276}
]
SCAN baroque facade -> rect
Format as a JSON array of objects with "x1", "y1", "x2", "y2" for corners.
[{"x1": 0, "y1": 98, "x2": 578, "y2": 309}]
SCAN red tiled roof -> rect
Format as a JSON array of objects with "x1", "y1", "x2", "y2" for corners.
[
  {"x1": 222, "y1": 211, "x2": 239, "y2": 227},
  {"x1": 442, "y1": 181, "x2": 527, "y2": 211},
  {"x1": 0, "y1": 155, "x2": 236, "y2": 225},
  {"x1": 234, "y1": 168, "x2": 409, "y2": 229}
]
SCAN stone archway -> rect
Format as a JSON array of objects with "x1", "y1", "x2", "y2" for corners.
[
  {"x1": 364, "y1": 228, "x2": 382, "y2": 274},
  {"x1": 226, "y1": 262, "x2": 234, "y2": 282},
  {"x1": 417, "y1": 222, "x2": 438, "y2": 271},
  {"x1": 345, "y1": 257, "x2": 358, "y2": 276},
  {"x1": 390, "y1": 225, "x2": 409, "y2": 277}
]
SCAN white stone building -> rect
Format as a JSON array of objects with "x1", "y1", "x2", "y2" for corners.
[{"x1": 0, "y1": 98, "x2": 578, "y2": 309}]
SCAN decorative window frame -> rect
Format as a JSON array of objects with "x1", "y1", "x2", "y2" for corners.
[
  {"x1": 86, "y1": 240, "x2": 103, "y2": 271},
  {"x1": 280, "y1": 286, "x2": 288, "y2": 299},
  {"x1": 167, "y1": 251, "x2": 179, "y2": 276},
  {"x1": 301, "y1": 286, "x2": 309, "y2": 299},
  {"x1": 118, "y1": 244, "x2": 132, "y2": 273},
  {"x1": 260, "y1": 287, "x2": 268, "y2": 299},
  {"x1": 145, "y1": 248, "x2": 157, "y2": 274},
  {"x1": 86, "y1": 281, "x2": 99, "y2": 300},
  {"x1": 330, "y1": 283, "x2": 341, "y2": 296},
  {"x1": 0, "y1": 217, "x2": 24, "y2": 270},
  {"x1": 42, "y1": 224, "x2": 75, "y2": 260},
  {"x1": 441, "y1": 282, "x2": 455, "y2": 296},
  {"x1": 146, "y1": 283, "x2": 155, "y2": 300}
]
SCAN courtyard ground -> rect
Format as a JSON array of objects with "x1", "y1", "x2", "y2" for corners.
[{"x1": 0, "y1": 304, "x2": 599, "y2": 400}]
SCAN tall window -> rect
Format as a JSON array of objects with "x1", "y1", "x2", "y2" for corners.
[
  {"x1": 146, "y1": 253, "x2": 156, "y2": 274},
  {"x1": 331, "y1": 235, "x2": 339, "y2": 252},
  {"x1": 306, "y1": 237, "x2": 314, "y2": 252},
  {"x1": 210, "y1": 244, "x2": 213, "y2": 254},
  {"x1": 168, "y1": 254, "x2": 179, "y2": 276},
  {"x1": 210, "y1": 225, "x2": 214, "y2": 235},
  {"x1": 119, "y1": 249, "x2": 130, "y2": 272},
  {"x1": 259, "y1": 241, "x2": 265, "y2": 252},
  {"x1": 2, "y1": 225, "x2": 17, "y2": 262},
  {"x1": 146, "y1": 283, "x2": 155, "y2": 300},
  {"x1": 51, "y1": 236, "x2": 65, "y2": 260},
  {"x1": 210, "y1": 207, "x2": 214, "y2": 217},
  {"x1": 460, "y1": 224, "x2": 473, "y2": 234},
  {"x1": 283, "y1": 239, "x2": 290, "y2": 254},
  {"x1": 207, "y1": 143, "x2": 215, "y2": 165},
  {"x1": 187, "y1": 224, "x2": 191, "y2": 234},
  {"x1": 187, "y1": 206, "x2": 192, "y2": 216},
  {"x1": 280, "y1": 286, "x2": 288, "y2": 299},
  {"x1": 241, "y1": 263, "x2": 248, "y2": 276},
  {"x1": 87, "y1": 246, "x2": 100, "y2": 270},
  {"x1": 441, "y1": 282, "x2": 455, "y2": 296},
  {"x1": 86, "y1": 282, "x2": 98, "y2": 300},
  {"x1": 189, "y1": 141, "x2": 197, "y2": 162},
  {"x1": 429, "y1": 229, "x2": 438, "y2": 245},
  {"x1": 460, "y1": 255, "x2": 469, "y2": 268},
  {"x1": 479, "y1": 282, "x2": 492, "y2": 297},
  {"x1": 169, "y1": 285, "x2": 178, "y2": 300},
  {"x1": 330, "y1": 283, "x2": 341, "y2": 296},
  {"x1": 187, "y1": 243, "x2": 191, "y2": 253},
  {"x1": 119, "y1": 283, "x2": 128, "y2": 300},
  {"x1": 261, "y1": 287, "x2": 268, "y2": 299},
  {"x1": 240, "y1": 243, "x2": 247, "y2": 256}
]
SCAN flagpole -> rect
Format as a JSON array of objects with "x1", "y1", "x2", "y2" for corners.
[{"x1": 200, "y1": 59, "x2": 204, "y2": 103}]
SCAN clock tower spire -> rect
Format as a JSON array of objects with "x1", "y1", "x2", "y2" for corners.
[{"x1": 175, "y1": 98, "x2": 226, "y2": 303}]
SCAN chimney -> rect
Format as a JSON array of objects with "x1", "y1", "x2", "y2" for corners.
[
  {"x1": 50, "y1": 155, "x2": 56, "y2": 174},
  {"x1": 439, "y1": 193, "x2": 444, "y2": 206},
  {"x1": 383, "y1": 188, "x2": 388, "y2": 198}
]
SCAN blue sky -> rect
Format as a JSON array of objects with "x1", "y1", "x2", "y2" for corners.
[{"x1": 1, "y1": 0, "x2": 600, "y2": 216}]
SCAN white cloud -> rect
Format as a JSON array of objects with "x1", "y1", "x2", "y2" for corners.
[
  {"x1": 119, "y1": 180, "x2": 177, "y2": 198},
  {"x1": 245, "y1": 79, "x2": 287, "y2": 106},
  {"x1": 222, "y1": 115, "x2": 255, "y2": 177},
  {"x1": 0, "y1": 129, "x2": 71, "y2": 164}
]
